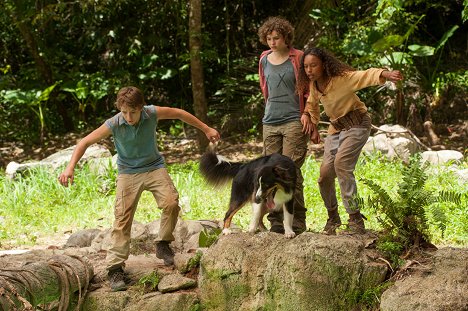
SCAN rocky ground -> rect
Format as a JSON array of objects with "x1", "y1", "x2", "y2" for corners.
[
  {"x1": 0, "y1": 130, "x2": 327, "y2": 171},
  {"x1": 1, "y1": 222, "x2": 466, "y2": 311},
  {"x1": 1, "y1": 121, "x2": 466, "y2": 169}
]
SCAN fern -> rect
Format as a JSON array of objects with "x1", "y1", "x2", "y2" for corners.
[
  {"x1": 361, "y1": 154, "x2": 462, "y2": 249},
  {"x1": 430, "y1": 205, "x2": 448, "y2": 236},
  {"x1": 349, "y1": 195, "x2": 365, "y2": 213},
  {"x1": 429, "y1": 191, "x2": 462, "y2": 237},
  {"x1": 437, "y1": 190, "x2": 462, "y2": 205},
  {"x1": 364, "y1": 179, "x2": 401, "y2": 230}
]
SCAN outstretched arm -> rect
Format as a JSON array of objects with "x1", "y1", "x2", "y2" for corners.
[
  {"x1": 156, "y1": 106, "x2": 220, "y2": 143},
  {"x1": 58, "y1": 124, "x2": 111, "y2": 187}
]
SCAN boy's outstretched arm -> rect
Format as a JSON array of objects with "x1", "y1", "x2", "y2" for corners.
[
  {"x1": 156, "y1": 106, "x2": 220, "y2": 143},
  {"x1": 58, "y1": 124, "x2": 111, "y2": 187}
]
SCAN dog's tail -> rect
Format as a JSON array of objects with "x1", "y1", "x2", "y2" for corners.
[{"x1": 199, "y1": 148, "x2": 243, "y2": 186}]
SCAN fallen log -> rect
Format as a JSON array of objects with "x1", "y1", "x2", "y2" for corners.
[{"x1": 0, "y1": 254, "x2": 93, "y2": 311}]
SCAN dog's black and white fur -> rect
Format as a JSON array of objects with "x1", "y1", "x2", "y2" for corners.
[{"x1": 199, "y1": 147, "x2": 297, "y2": 238}]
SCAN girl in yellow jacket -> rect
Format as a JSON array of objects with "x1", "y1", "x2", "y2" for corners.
[{"x1": 297, "y1": 47, "x2": 403, "y2": 235}]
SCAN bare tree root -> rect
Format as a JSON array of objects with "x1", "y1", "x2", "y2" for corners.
[{"x1": 0, "y1": 254, "x2": 93, "y2": 311}]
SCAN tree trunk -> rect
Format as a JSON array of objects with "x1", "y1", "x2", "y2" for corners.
[
  {"x1": 0, "y1": 254, "x2": 93, "y2": 311},
  {"x1": 9, "y1": 0, "x2": 74, "y2": 133},
  {"x1": 189, "y1": 0, "x2": 209, "y2": 151},
  {"x1": 395, "y1": 89, "x2": 406, "y2": 126},
  {"x1": 295, "y1": 0, "x2": 341, "y2": 48}
]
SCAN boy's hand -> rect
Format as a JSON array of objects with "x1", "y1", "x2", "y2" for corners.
[
  {"x1": 205, "y1": 127, "x2": 220, "y2": 143},
  {"x1": 58, "y1": 168, "x2": 74, "y2": 187}
]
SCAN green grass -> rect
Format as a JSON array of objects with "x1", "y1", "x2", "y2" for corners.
[{"x1": 0, "y1": 155, "x2": 466, "y2": 248}]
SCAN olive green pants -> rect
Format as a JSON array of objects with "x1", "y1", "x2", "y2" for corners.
[
  {"x1": 263, "y1": 120, "x2": 308, "y2": 230},
  {"x1": 106, "y1": 168, "x2": 180, "y2": 271}
]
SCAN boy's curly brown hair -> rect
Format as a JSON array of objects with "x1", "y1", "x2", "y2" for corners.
[
  {"x1": 258, "y1": 16, "x2": 294, "y2": 47},
  {"x1": 296, "y1": 47, "x2": 355, "y2": 95},
  {"x1": 115, "y1": 86, "x2": 146, "y2": 110}
]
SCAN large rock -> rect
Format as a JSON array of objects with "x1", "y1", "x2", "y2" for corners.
[
  {"x1": 0, "y1": 251, "x2": 94, "y2": 310},
  {"x1": 422, "y1": 150, "x2": 464, "y2": 165},
  {"x1": 199, "y1": 232, "x2": 388, "y2": 311},
  {"x1": 3, "y1": 222, "x2": 466, "y2": 311},
  {"x1": 363, "y1": 124, "x2": 419, "y2": 162},
  {"x1": 125, "y1": 292, "x2": 199, "y2": 311},
  {"x1": 380, "y1": 247, "x2": 468, "y2": 311},
  {"x1": 5, "y1": 144, "x2": 113, "y2": 178}
]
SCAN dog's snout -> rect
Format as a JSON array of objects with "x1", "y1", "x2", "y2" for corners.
[
  {"x1": 255, "y1": 186, "x2": 264, "y2": 204},
  {"x1": 254, "y1": 195, "x2": 262, "y2": 204}
]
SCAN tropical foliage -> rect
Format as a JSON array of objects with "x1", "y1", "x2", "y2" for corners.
[
  {"x1": 0, "y1": 0, "x2": 466, "y2": 147},
  {"x1": 0, "y1": 156, "x2": 466, "y2": 249},
  {"x1": 362, "y1": 154, "x2": 463, "y2": 253}
]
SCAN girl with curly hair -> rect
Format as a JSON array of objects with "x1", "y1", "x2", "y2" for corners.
[
  {"x1": 298, "y1": 47, "x2": 403, "y2": 235},
  {"x1": 257, "y1": 17, "x2": 317, "y2": 235}
]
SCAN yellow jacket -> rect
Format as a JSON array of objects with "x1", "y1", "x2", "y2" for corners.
[{"x1": 306, "y1": 68, "x2": 386, "y2": 134}]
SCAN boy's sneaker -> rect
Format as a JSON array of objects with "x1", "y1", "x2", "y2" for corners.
[
  {"x1": 156, "y1": 241, "x2": 175, "y2": 266},
  {"x1": 108, "y1": 267, "x2": 127, "y2": 292}
]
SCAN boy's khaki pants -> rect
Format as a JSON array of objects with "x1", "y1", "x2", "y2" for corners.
[
  {"x1": 262, "y1": 120, "x2": 308, "y2": 230},
  {"x1": 106, "y1": 168, "x2": 180, "y2": 271}
]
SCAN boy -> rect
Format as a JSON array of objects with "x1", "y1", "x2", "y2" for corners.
[
  {"x1": 257, "y1": 17, "x2": 315, "y2": 234},
  {"x1": 58, "y1": 86, "x2": 220, "y2": 291}
]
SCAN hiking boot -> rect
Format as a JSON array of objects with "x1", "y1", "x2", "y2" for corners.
[
  {"x1": 322, "y1": 208, "x2": 342, "y2": 235},
  {"x1": 156, "y1": 241, "x2": 175, "y2": 266},
  {"x1": 293, "y1": 219, "x2": 307, "y2": 235},
  {"x1": 348, "y1": 212, "x2": 366, "y2": 234},
  {"x1": 108, "y1": 267, "x2": 127, "y2": 292},
  {"x1": 270, "y1": 224, "x2": 285, "y2": 234}
]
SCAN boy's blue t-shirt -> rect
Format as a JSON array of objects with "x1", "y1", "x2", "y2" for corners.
[{"x1": 105, "y1": 105, "x2": 165, "y2": 174}]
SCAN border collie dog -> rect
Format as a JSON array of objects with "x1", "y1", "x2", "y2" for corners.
[{"x1": 199, "y1": 148, "x2": 297, "y2": 238}]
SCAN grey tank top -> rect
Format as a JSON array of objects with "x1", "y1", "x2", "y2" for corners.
[{"x1": 262, "y1": 57, "x2": 300, "y2": 125}]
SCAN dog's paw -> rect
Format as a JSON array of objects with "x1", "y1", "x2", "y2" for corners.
[
  {"x1": 222, "y1": 228, "x2": 232, "y2": 235},
  {"x1": 284, "y1": 231, "x2": 296, "y2": 239}
]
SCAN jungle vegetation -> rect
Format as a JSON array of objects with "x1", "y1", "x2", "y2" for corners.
[{"x1": 0, "y1": 0, "x2": 466, "y2": 152}]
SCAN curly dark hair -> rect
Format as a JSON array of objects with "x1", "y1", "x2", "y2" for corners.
[
  {"x1": 258, "y1": 16, "x2": 294, "y2": 47},
  {"x1": 296, "y1": 47, "x2": 355, "y2": 95},
  {"x1": 115, "y1": 86, "x2": 146, "y2": 110}
]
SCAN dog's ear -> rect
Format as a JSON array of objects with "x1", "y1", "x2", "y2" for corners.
[
  {"x1": 206, "y1": 141, "x2": 218, "y2": 153},
  {"x1": 273, "y1": 166, "x2": 288, "y2": 179},
  {"x1": 273, "y1": 166, "x2": 294, "y2": 183}
]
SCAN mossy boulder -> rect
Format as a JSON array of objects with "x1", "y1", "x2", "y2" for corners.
[{"x1": 199, "y1": 232, "x2": 387, "y2": 311}]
